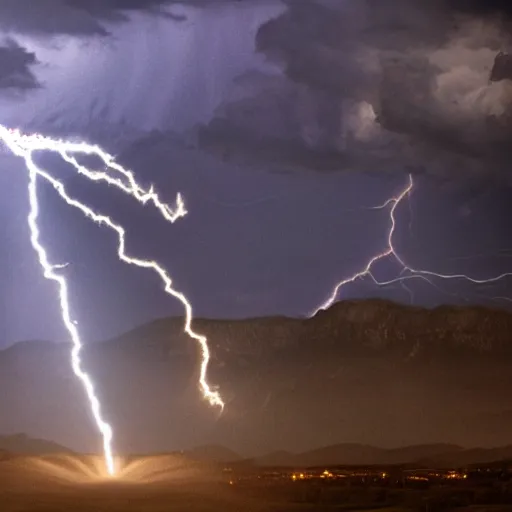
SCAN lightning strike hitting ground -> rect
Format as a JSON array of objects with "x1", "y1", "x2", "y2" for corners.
[
  {"x1": 313, "y1": 174, "x2": 512, "y2": 317},
  {"x1": 0, "y1": 124, "x2": 224, "y2": 476},
  {"x1": 26, "y1": 163, "x2": 116, "y2": 476}
]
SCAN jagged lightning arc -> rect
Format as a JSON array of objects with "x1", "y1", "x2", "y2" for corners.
[
  {"x1": 0, "y1": 124, "x2": 224, "y2": 476},
  {"x1": 313, "y1": 174, "x2": 512, "y2": 316}
]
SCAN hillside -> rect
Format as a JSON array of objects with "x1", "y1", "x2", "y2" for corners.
[
  {"x1": 252, "y1": 443, "x2": 512, "y2": 468},
  {"x1": 0, "y1": 434, "x2": 72, "y2": 455},
  {"x1": 104, "y1": 299, "x2": 512, "y2": 360},
  {"x1": 188, "y1": 442, "x2": 512, "y2": 468},
  {"x1": 1, "y1": 299, "x2": 512, "y2": 454}
]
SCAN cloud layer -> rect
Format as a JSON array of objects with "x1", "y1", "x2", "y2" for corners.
[
  {"x1": 0, "y1": 0, "x2": 180, "y2": 36},
  {"x1": 0, "y1": 0, "x2": 280, "y2": 136},
  {"x1": 198, "y1": 0, "x2": 512, "y2": 181},
  {"x1": 0, "y1": 0, "x2": 177, "y2": 103},
  {"x1": 0, "y1": 39, "x2": 39, "y2": 91},
  {"x1": 2, "y1": 0, "x2": 511, "y2": 182},
  {"x1": 0, "y1": 0, "x2": 248, "y2": 37}
]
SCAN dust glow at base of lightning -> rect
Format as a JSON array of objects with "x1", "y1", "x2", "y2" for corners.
[
  {"x1": 0, "y1": 125, "x2": 224, "y2": 476},
  {"x1": 313, "y1": 174, "x2": 512, "y2": 317}
]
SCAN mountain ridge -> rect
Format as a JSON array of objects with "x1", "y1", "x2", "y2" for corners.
[
  {"x1": 4, "y1": 436, "x2": 512, "y2": 470},
  {"x1": 2, "y1": 299, "x2": 512, "y2": 453},
  {"x1": 0, "y1": 434, "x2": 72, "y2": 455},
  {"x1": 4, "y1": 298, "x2": 511, "y2": 358},
  {"x1": 189, "y1": 443, "x2": 512, "y2": 469}
]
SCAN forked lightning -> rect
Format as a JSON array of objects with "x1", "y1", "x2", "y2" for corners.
[
  {"x1": 313, "y1": 174, "x2": 512, "y2": 316},
  {"x1": 0, "y1": 125, "x2": 224, "y2": 476}
]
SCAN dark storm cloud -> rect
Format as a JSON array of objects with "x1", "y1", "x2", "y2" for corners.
[
  {"x1": 0, "y1": 0, "x2": 185, "y2": 37},
  {"x1": 64, "y1": 0, "x2": 183, "y2": 23},
  {"x1": 0, "y1": 0, "x2": 251, "y2": 37},
  {"x1": 198, "y1": 0, "x2": 512, "y2": 179},
  {"x1": 446, "y1": 0, "x2": 512, "y2": 18},
  {"x1": 66, "y1": 0, "x2": 262, "y2": 25},
  {"x1": 0, "y1": 1, "x2": 109, "y2": 36},
  {"x1": 0, "y1": 40, "x2": 39, "y2": 90}
]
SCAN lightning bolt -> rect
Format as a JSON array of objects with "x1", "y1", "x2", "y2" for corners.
[
  {"x1": 7, "y1": 128, "x2": 187, "y2": 223},
  {"x1": 313, "y1": 174, "x2": 512, "y2": 316},
  {"x1": 0, "y1": 125, "x2": 224, "y2": 476},
  {"x1": 26, "y1": 159, "x2": 116, "y2": 476}
]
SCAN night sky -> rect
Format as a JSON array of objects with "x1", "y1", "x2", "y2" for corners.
[{"x1": 0, "y1": 0, "x2": 511, "y2": 350}]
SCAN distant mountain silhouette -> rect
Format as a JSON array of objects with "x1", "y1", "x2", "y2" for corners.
[
  {"x1": 243, "y1": 444, "x2": 512, "y2": 468},
  {"x1": 418, "y1": 446, "x2": 512, "y2": 468},
  {"x1": 2, "y1": 436, "x2": 512, "y2": 468},
  {"x1": 186, "y1": 445, "x2": 241, "y2": 463},
  {"x1": 184, "y1": 443, "x2": 512, "y2": 468},
  {"x1": 254, "y1": 443, "x2": 463, "y2": 467},
  {"x1": 99, "y1": 298, "x2": 512, "y2": 361},
  {"x1": 256, "y1": 450, "x2": 296, "y2": 467},
  {"x1": 0, "y1": 434, "x2": 72, "y2": 455},
  {"x1": 1, "y1": 299, "x2": 512, "y2": 453}
]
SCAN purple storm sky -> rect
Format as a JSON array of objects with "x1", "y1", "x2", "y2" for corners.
[{"x1": 0, "y1": 0, "x2": 511, "y2": 348}]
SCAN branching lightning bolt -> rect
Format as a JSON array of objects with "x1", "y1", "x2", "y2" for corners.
[
  {"x1": 8, "y1": 129, "x2": 187, "y2": 223},
  {"x1": 313, "y1": 174, "x2": 512, "y2": 316},
  {"x1": 0, "y1": 125, "x2": 224, "y2": 476},
  {"x1": 26, "y1": 161, "x2": 115, "y2": 476}
]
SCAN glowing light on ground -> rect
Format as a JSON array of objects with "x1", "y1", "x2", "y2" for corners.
[
  {"x1": 0, "y1": 124, "x2": 224, "y2": 476},
  {"x1": 2, "y1": 453, "x2": 221, "y2": 487},
  {"x1": 313, "y1": 174, "x2": 512, "y2": 316}
]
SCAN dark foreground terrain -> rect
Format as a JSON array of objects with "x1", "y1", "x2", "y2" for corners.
[
  {"x1": 4, "y1": 453, "x2": 512, "y2": 512},
  {"x1": 0, "y1": 453, "x2": 257, "y2": 512}
]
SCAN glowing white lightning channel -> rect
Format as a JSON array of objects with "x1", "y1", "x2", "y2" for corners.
[
  {"x1": 313, "y1": 174, "x2": 512, "y2": 316},
  {"x1": 0, "y1": 125, "x2": 224, "y2": 476},
  {"x1": 8, "y1": 128, "x2": 187, "y2": 223},
  {"x1": 26, "y1": 161, "x2": 116, "y2": 476}
]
